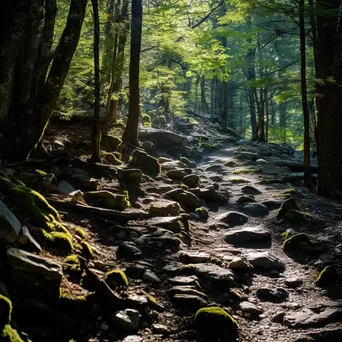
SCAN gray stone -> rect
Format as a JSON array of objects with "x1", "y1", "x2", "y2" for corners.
[
  {"x1": 164, "y1": 189, "x2": 201, "y2": 209},
  {"x1": 136, "y1": 229, "x2": 181, "y2": 252},
  {"x1": 285, "y1": 277, "x2": 303, "y2": 288},
  {"x1": 182, "y1": 263, "x2": 236, "y2": 288},
  {"x1": 224, "y1": 225, "x2": 271, "y2": 247},
  {"x1": 240, "y1": 301, "x2": 263, "y2": 314},
  {"x1": 57, "y1": 180, "x2": 76, "y2": 194},
  {"x1": 84, "y1": 190, "x2": 128, "y2": 210},
  {"x1": 122, "y1": 336, "x2": 143, "y2": 342},
  {"x1": 284, "y1": 307, "x2": 342, "y2": 328},
  {"x1": 145, "y1": 216, "x2": 183, "y2": 232},
  {"x1": 209, "y1": 175, "x2": 224, "y2": 182},
  {"x1": 241, "y1": 185, "x2": 262, "y2": 195},
  {"x1": 215, "y1": 211, "x2": 249, "y2": 227},
  {"x1": 234, "y1": 151, "x2": 259, "y2": 161},
  {"x1": 114, "y1": 308, "x2": 141, "y2": 332},
  {"x1": 117, "y1": 241, "x2": 142, "y2": 259},
  {"x1": 18, "y1": 226, "x2": 42, "y2": 253},
  {"x1": 166, "y1": 169, "x2": 188, "y2": 181},
  {"x1": 296, "y1": 328, "x2": 342, "y2": 342},
  {"x1": 236, "y1": 195, "x2": 256, "y2": 204},
  {"x1": 152, "y1": 323, "x2": 170, "y2": 335},
  {"x1": 148, "y1": 200, "x2": 181, "y2": 217},
  {"x1": 206, "y1": 164, "x2": 224, "y2": 172},
  {"x1": 178, "y1": 251, "x2": 211, "y2": 263},
  {"x1": 256, "y1": 287, "x2": 288, "y2": 303},
  {"x1": 181, "y1": 174, "x2": 199, "y2": 188},
  {"x1": 131, "y1": 150, "x2": 160, "y2": 177},
  {"x1": 169, "y1": 275, "x2": 200, "y2": 286},
  {"x1": 229, "y1": 257, "x2": 253, "y2": 271},
  {"x1": 167, "y1": 285, "x2": 208, "y2": 300},
  {"x1": 241, "y1": 203, "x2": 268, "y2": 217},
  {"x1": 246, "y1": 251, "x2": 285, "y2": 271},
  {"x1": 262, "y1": 199, "x2": 282, "y2": 208},
  {"x1": 171, "y1": 294, "x2": 208, "y2": 311},
  {"x1": 0, "y1": 199, "x2": 21, "y2": 244},
  {"x1": 142, "y1": 270, "x2": 161, "y2": 283},
  {"x1": 119, "y1": 169, "x2": 143, "y2": 183},
  {"x1": 5, "y1": 248, "x2": 62, "y2": 297}
]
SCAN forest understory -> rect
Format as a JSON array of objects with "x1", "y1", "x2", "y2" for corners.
[{"x1": 0, "y1": 117, "x2": 341, "y2": 342}]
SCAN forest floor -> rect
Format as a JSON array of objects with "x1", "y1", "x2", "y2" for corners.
[{"x1": 1, "y1": 119, "x2": 342, "y2": 342}]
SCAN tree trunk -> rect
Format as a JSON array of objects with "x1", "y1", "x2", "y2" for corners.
[
  {"x1": 299, "y1": 0, "x2": 311, "y2": 186},
  {"x1": 6, "y1": 0, "x2": 87, "y2": 161},
  {"x1": 122, "y1": 0, "x2": 142, "y2": 146},
  {"x1": 91, "y1": 0, "x2": 101, "y2": 162},
  {"x1": 315, "y1": 0, "x2": 342, "y2": 199}
]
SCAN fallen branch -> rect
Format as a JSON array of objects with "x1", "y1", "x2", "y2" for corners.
[{"x1": 47, "y1": 199, "x2": 149, "y2": 223}]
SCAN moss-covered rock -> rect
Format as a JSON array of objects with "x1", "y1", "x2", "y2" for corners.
[
  {"x1": 64, "y1": 254, "x2": 81, "y2": 272},
  {"x1": 315, "y1": 266, "x2": 338, "y2": 287},
  {"x1": 141, "y1": 140, "x2": 154, "y2": 151},
  {"x1": 282, "y1": 188, "x2": 297, "y2": 197},
  {"x1": 224, "y1": 159, "x2": 238, "y2": 167},
  {"x1": 84, "y1": 190, "x2": 130, "y2": 211},
  {"x1": 0, "y1": 294, "x2": 12, "y2": 326},
  {"x1": 149, "y1": 201, "x2": 181, "y2": 217},
  {"x1": 0, "y1": 177, "x2": 62, "y2": 231},
  {"x1": 101, "y1": 134, "x2": 122, "y2": 152},
  {"x1": 105, "y1": 270, "x2": 129, "y2": 289},
  {"x1": 1, "y1": 325, "x2": 24, "y2": 342},
  {"x1": 42, "y1": 230, "x2": 73, "y2": 254},
  {"x1": 119, "y1": 169, "x2": 143, "y2": 183},
  {"x1": 181, "y1": 174, "x2": 199, "y2": 188},
  {"x1": 80, "y1": 240, "x2": 94, "y2": 260},
  {"x1": 194, "y1": 307, "x2": 238, "y2": 341},
  {"x1": 229, "y1": 177, "x2": 249, "y2": 184},
  {"x1": 232, "y1": 167, "x2": 260, "y2": 175},
  {"x1": 236, "y1": 195, "x2": 256, "y2": 204},
  {"x1": 131, "y1": 150, "x2": 160, "y2": 177},
  {"x1": 195, "y1": 207, "x2": 209, "y2": 220},
  {"x1": 104, "y1": 153, "x2": 122, "y2": 165},
  {"x1": 276, "y1": 197, "x2": 310, "y2": 223}
]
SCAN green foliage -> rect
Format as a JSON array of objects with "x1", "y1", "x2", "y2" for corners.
[{"x1": 1, "y1": 325, "x2": 24, "y2": 342}]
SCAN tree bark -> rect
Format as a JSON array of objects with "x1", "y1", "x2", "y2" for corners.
[
  {"x1": 122, "y1": 0, "x2": 143, "y2": 146},
  {"x1": 91, "y1": 0, "x2": 101, "y2": 162},
  {"x1": 315, "y1": 0, "x2": 342, "y2": 199},
  {"x1": 6, "y1": 0, "x2": 87, "y2": 161},
  {"x1": 299, "y1": 0, "x2": 311, "y2": 187}
]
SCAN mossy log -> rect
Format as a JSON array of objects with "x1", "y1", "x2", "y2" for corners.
[{"x1": 47, "y1": 199, "x2": 149, "y2": 223}]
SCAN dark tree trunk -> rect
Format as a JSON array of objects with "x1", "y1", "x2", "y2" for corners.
[
  {"x1": 6, "y1": 0, "x2": 87, "y2": 161},
  {"x1": 299, "y1": 0, "x2": 311, "y2": 186},
  {"x1": 315, "y1": 0, "x2": 342, "y2": 199},
  {"x1": 91, "y1": 0, "x2": 101, "y2": 162},
  {"x1": 122, "y1": 0, "x2": 142, "y2": 146}
]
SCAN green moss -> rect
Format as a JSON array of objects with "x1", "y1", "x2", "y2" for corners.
[
  {"x1": 179, "y1": 183, "x2": 188, "y2": 190},
  {"x1": 106, "y1": 269, "x2": 129, "y2": 289},
  {"x1": 315, "y1": 266, "x2": 336, "y2": 287},
  {"x1": 0, "y1": 294, "x2": 12, "y2": 325},
  {"x1": 195, "y1": 206, "x2": 209, "y2": 219},
  {"x1": 142, "y1": 113, "x2": 152, "y2": 127},
  {"x1": 122, "y1": 190, "x2": 131, "y2": 209},
  {"x1": 64, "y1": 254, "x2": 81, "y2": 272},
  {"x1": 276, "y1": 198, "x2": 300, "y2": 219},
  {"x1": 0, "y1": 176, "x2": 63, "y2": 232},
  {"x1": 232, "y1": 167, "x2": 260, "y2": 175},
  {"x1": 281, "y1": 231, "x2": 293, "y2": 241},
  {"x1": 1, "y1": 325, "x2": 24, "y2": 342},
  {"x1": 282, "y1": 188, "x2": 297, "y2": 197},
  {"x1": 80, "y1": 241, "x2": 94, "y2": 259},
  {"x1": 42, "y1": 230, "x2": 73, "y2": 253},
  {"x1": 201, "y1": 142, "x2": 219, "y2": 152},
  {"x1": 59, "y1": 289, "x2": 87, "y2": 302},
  {"x1": 224, "y1": 159, "x2": 237, "y2": 167},
  {"x1": 229, "y1": 177, "x2": 248, "y2": 184},
  {"x1": 74, "y1": 227, "x2": 87, "y2": 239},
  {"x1": 104, "y1": 153, "x2": 122, "y2": 165},
  {"x1": 283, "y1": 209, "x2": 311, "y2": 222}
]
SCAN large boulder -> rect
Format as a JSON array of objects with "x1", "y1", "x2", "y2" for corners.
[
  {"x1": 5, "y1": 248, "x2": 63, "y2": 298},
  {"x1": 224, "y1": 225, "x2": 271, "y2": 247},
  {"x1": 139, "y1": 128, "x2": 187, "y2": 148},
  {"x1": 164, "y1": 189, "x2": 201, "y2": 209},
  {"x1": 131, "y1": 150, "x2": 160, "y2": 177}
]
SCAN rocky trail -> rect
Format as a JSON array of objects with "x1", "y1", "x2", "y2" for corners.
[{"x1": 0, "y1": 123, "x2": 342, "y2": 342}]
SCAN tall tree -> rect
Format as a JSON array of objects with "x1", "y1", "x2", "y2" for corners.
[
  {"x1": 314, "y1": 0, "x2": 342, "y2": 199},
  {"x1": 91, "y1": 0, "x2": 101, "y2": 162},
  {"x1": 122, "y1": 0, "x2": 142, "y2": 146},
  {"x1": 298, "y1": 0, "x2": 311, "y2": 186}
]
